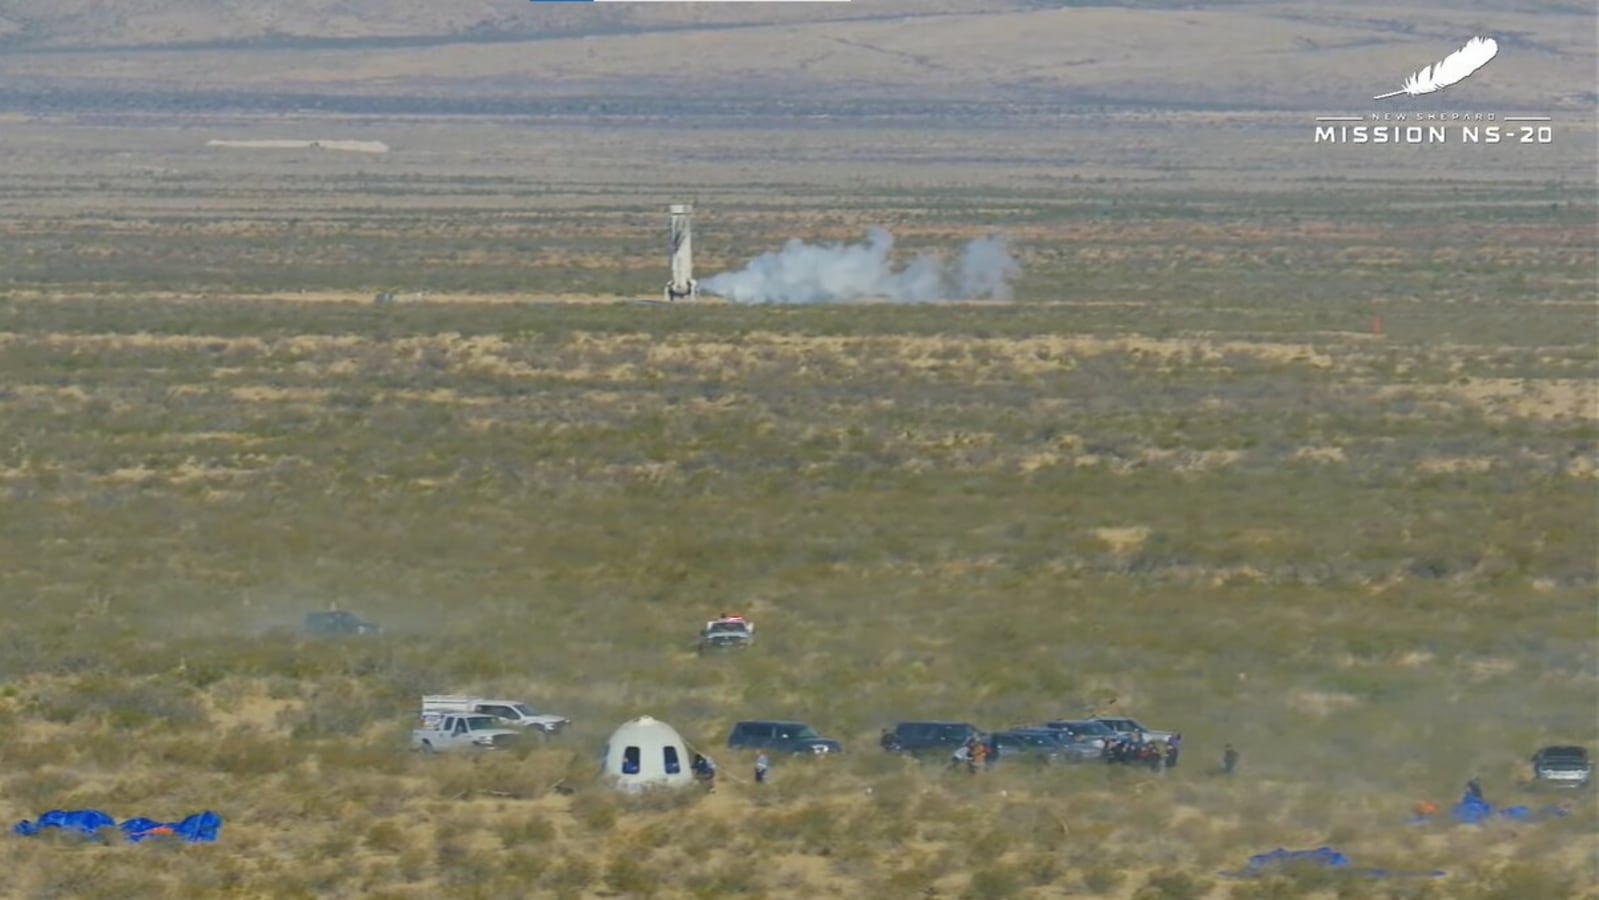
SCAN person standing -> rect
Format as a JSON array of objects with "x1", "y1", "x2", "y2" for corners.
[
  {"x1": 692, "y1": 753, "x2": 717, "y2": 792},
  {"x1": 950, "y1": 742, "x2": 971, "y2": 771},
  {"x1": 1223, "y1": 743, "x2": 1239, "y2": 776},
  {"x1": 880, "y1": 728, "x2": 900, "y2": 752},
  {"x1": 1166, "y1": 733, "x2": 1182, "y2": 770},
  {"x1": 970, "y1": 739, "x2": 989, "y2": 774},
  {"x1": 754, "y1": 752, "x2": 770, "y2": 785}
]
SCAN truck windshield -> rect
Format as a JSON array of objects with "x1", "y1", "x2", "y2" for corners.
[
  {"x1": 464, "y1": 716, "x2": 499, "y2": 731},
  {"x1": 510, "y1": 704, "x2": 535, "y2": 717}
]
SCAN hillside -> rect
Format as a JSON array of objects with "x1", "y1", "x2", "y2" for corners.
[
  {"x1": 0, "y1": 1, "x2": 1593, "y2": 112},
  {"x1": 0, "y1": 0, "x2": 1009, "y2": 50}
]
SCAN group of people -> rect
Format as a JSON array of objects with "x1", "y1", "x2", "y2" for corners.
[
  {"x1": 1102, "y1": 733, "x2": 1182, "y2": 770},
  {"x1": 695, "y1": 730, "x2": 1235, "y2": 791},
  {"x1": 948, "y1": 736, "x2": 995, "y2": 773},
  {"x1": 691, "y1": 751, "x2": 769, "y2": 792},
  {"x1": 938, "y1": 730, "x2": 1234, "y2": 777}
]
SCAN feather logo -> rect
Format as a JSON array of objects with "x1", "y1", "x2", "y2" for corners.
[{"x1": 1374, "y1": 36, "x2": 1499, "y2": 100}]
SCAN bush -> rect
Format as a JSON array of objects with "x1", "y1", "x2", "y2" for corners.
[
  {"x1": 1080, "y1": 866, "x2": 1126, "y2": 895},
  {"x1": 1133, "y1": 869, "x2": 1211, "y2": 900},
  {"x1": 604, "y1": 854, "x2": 657, "y2": 897},
  {"x1": 966, "y1": 865, "x2": 1024, "y2": 899}
]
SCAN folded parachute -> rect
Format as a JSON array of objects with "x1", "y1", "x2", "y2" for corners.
[
  {"x1": 14, "y1": 810, "x2": 221, "y2": 843},
  {"x1": 1220, "y1": 846, "x2": 1445, "y2": 880},
  {"x1": 1238, "y1": 847, "x2": 1351, "y2": 876}
]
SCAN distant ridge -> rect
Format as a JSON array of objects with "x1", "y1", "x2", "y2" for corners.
[
  {"x1": 0, "y1": 0, "x2": 1000, "y2": 51},
  {"x1": 207, "y1": 139, "x2": 389, "y2": 153},
  {"x1": 0, "y1": 1, "x2": 1590, "y2": 112}
]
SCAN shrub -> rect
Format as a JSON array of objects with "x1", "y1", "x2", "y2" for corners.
[
  {"x1": 1133, "y1": 869, "x2": 1212, "y2": 900},
  {"x1": 966, "y1": 865, "x2": 1024, "y2": 899},
  {"x1": 1467, "y1": 863, "x2": 1579, "y2": 900},
  {"x1": 604, "y1": 854, "x2": 657, "y2": 897},
  {"x1": 569, "y1": 791, "x2": 619, "y2": 832},
  {"x1": 497, "y1": 812, "x2": 557, "y2": 848},
  {"x1": 1080, "y1": 865, "x2": 1126, "y2": 895},
  {"x1": 364, "y1": 819, "x2": 410, "y2": 854}
]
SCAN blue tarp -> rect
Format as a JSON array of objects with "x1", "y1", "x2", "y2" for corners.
[
  {"x1": 1220, "y1": 847, "x2": 1445, "y2": 880},
  {"x1": 1414, "y1": 790, "x2": 1574, "y2": 826},
  {"x1": 14, "y1": 810, "x2": 222, "y2": 844},
  {"x1": 1240, "y1": 847, "x2": 1351, "y2": 874}
]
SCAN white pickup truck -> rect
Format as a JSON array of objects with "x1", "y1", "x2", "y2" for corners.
[
  {"x1": 1091, "y1": 717, "x2": 1177, "y2": 743},
  {"x1": 411, "y1": 713, "x2": 522, "y2": 753},
  {"x1": 422, "y1": 695, "x2": 571, "y2": 735}
]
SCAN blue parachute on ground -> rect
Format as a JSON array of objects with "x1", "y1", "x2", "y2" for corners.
[
  {"x1": 1220, "y1": 847, "x2": 1445, "y2": 880},
  {"x1": 14, "y1": 810, "x2": 222, "y2": 843},
  {"x1": 1237, "y1": 847, "x2": 1351, "y2": 875},
  {"x1": 1408, "y1": 790, "x2": 1574, "y2": 827}
]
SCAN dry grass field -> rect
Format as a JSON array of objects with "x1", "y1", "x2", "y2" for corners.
[
  {"x1": 0, "y1": 152, "x2": 1595, "y2": 897},
  {"x1": 0, "y1": 3, "x2": 1595, "y2": 896}
]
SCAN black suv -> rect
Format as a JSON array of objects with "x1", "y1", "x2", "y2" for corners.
[
  {"x1": 990, "y1": 729, "x2": 1102, "y2": 764},
  {"x1": 303, "y1": 611, "x2": 381, "y2": 637},
  {"x1": 1531, "y1": 746, "x2": 1592, "y2": 789},
  {"x1": 882, "y1": 721, "x2": 983, "y2": 757},
  {"x1": 726, "y1": 721, "x2": 842, "y2": 755}
]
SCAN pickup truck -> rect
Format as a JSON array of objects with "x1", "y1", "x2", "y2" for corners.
[
  {"x1": 422, "y1": 696, "x2": 571, "y2": 735},
  {"x1": 698, "y1": 615, "x2": 755, "y2": 655},
  {"x1": 1091, "y1": 716, "x2": 1176, "y2": 743},
  {"x1": 1041, "y1": 720, "x2": 1118, "y2": 750},
  {"x1": 411, "y1": 713, "x2": 521, "y2": 753},
  {"x1": 1531, "y1": 746, "x2": 1592, "y2": 789}
]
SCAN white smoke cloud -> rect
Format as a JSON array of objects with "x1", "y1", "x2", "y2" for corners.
[{"x1": 700, "y1": 228, "x2": 1019, "y2": 305}]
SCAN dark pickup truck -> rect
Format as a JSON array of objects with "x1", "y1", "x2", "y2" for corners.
[{"x1": 1531, "y1": 746, "x2": 1591, "y2": 789}]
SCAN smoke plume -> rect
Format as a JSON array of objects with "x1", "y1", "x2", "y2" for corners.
[{"x1": 700, "y1": 228, "x2": 1019, "y2": 305}]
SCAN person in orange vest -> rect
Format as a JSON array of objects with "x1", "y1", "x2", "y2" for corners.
[{"x1": 969, "y1": 738, "x2": 988, "y2": 773}]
